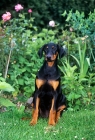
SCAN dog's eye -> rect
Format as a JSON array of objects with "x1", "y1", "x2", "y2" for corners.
[
  {"x1": 52, "y1": 46, "x2": 54, "y2": 49},
  {"x1": 44, "y1": 46, "x2": 48, "y2": 53}
]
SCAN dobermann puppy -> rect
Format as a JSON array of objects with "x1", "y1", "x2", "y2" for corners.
[{"x1": 30, "y1": 42, "x2": 66, "y2": 125}]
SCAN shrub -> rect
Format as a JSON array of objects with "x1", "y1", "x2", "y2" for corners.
[
  {"x1": 1, "y1": 0, "x2": 95, "y2": 30},
  {"x1": 59, "y1": 39, "x2": 94, "y2": 110},
  {"x1": 62, "y1": 10, "x2": 95, "y2": 71},
  {"x1": 0, "y1": 5, "x2": 61, "y2": 97}
]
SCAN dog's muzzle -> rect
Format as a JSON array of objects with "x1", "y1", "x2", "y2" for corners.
[{"x1": 46, "y1": 54, "x2": 53, "y2": 61}]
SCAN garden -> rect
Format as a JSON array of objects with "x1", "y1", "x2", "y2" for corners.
[{"x1": 0, "y1": 1, "x2": 95, "y2": 140}]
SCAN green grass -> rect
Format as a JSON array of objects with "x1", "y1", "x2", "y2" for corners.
[{"x1": 0, "y1": 108, "x2": 95, "y2": 140}]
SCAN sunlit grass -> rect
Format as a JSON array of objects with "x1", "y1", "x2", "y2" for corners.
[{"x1": 0, "y1": 108, "x2": 95, "y2": 140}]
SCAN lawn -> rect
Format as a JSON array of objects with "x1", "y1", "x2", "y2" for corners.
[{"x1": 0, "y1": 107, "x2": 95, "y2": 140}]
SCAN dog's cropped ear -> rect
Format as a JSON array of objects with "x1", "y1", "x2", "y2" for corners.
[
  {"x1": 38, "y1": 45, "x2": 45, "y2": 58},
  {"x1": 57, "y1": 45, "x2": 67, "y2": 58}
]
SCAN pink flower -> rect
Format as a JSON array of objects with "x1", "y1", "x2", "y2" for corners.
[
  {"x1": 49, "y1": 20, "x2": 55, "y2": 27},
  {"x1": 15, "y1": 4, "x2": 23, "y2": 12},
  {"x1": 2, "y1": 12, "x2": 11, "y2": 22},
  {"x1": 28, "y1": 9, "x2": 32, "y2": 13}
]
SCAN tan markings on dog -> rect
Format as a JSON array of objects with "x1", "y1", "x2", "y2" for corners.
[
  {"x1": 47, "y1": 52, "x2": 58, "y2": 67},
  {"x1": 48, "y1": 80, "x2": 59, "y2": 90},
  {"x1": 51, "y1": 52, "x2": 58, "y2": 61},
  {"x1": 48, "y1": 98, "x2": 56, "y2": 125},
  {"x1": 56, "y1": 105, "x2": 66, "y2": 123},
  {"x1": 36, "y1": 79, "x2": 45, "y2": 89},
  {"x1": 30, "y1": 97, "x2": 40, "y2": 125},
  {"x1": 47, "y1": 61, "x2": 54, "y2": 67}
]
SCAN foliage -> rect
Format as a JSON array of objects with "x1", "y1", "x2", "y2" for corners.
[
  {"x1": 71, "y1": 40, "x2": 90, "y2": 82},
  {"x1": 0, "y1": 8, "x2": 60, "y2": 97},
  {"x1": 0, "y1": 82, "x2": 15, "y2": 92},
  {"x1": 59, "y1": 40, "x2": 94, "y2": 110},
  {"x1": 7, "y1": 26, "x2": 60, "y2": 97},
  {"x1": 0, "y1": 0, "x2": 95, "y2": 30},
  {"x1": 0, "y1": 11, "x2": 36, "y2": 74},
  {"x1": 62, "y1": 10, "x2": 95, "y2": 71},
  {"x1": 0, "y1": 97, "x2": 15, "y2": 107},
  {"x1": 0, "y1": 10, "x2": 38, "y2": 96},
  {"x1": 0, "y1": 73, "x2": 15, "y2": 107},
  {"x1": 0, "y1": 74, "x2": 25, "y2": 114},
  {"x1": 0, "y1": 73, "x2": 15, "y2": 92},
  {"x1": 62, "y1": 10, "x2": 95, "y2": 45}
]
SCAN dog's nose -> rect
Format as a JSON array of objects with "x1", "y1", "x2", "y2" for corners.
[
  {"x1": 47, "y1": 56, "x2": 51, "y2": 60},
  {"x1": 46, "y1": 55, "x2": 52, "y2": 60}
]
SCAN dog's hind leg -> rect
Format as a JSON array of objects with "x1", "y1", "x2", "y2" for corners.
[{"x1": 55, "y1": 105, "x2": 66, "y2": 123}]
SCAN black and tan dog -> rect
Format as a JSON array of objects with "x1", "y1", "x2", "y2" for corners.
[{"x1": 30, "y1": 42, "x2": 66, "y2": 125}]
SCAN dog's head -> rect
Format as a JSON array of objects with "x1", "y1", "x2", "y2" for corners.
[{"x1": 38, "y1": 42, "x2": 67, "y2": 61}]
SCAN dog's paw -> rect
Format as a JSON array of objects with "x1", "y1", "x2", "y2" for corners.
[
  {"x1": 48, "y1": 110, "x2": 56, "y2": 125},
  {"x1": 30, "y1": 119, "x2": 37, "y2": 126},
  {"x1": 48, "y1": 120, "x2": 55, "y2": 126}
]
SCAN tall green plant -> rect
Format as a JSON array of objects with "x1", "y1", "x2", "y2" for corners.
[
  {"x1": 59, "y1": 40, "x2": 91, "y2": 110},
  {"x1": 59, "y1": 60, "x2": 84, "y2": 110},
  {"x1": 70, "y1": 40, "x2": 90, "y2": 82}
]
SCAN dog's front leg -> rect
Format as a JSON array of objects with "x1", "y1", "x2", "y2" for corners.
[
  {"x1": 48, "y1": 96, "x2": 56, "y2": 125},
  {"x1": 30, "y1": 96, "x2": 40, "y2": 125}
]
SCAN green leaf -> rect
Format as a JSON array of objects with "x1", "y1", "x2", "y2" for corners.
[
  {"x1": 31, "y1": 73, "x2": 36, "y2": 78},
  {"x1": 38, "y1": 33, "x2": 45, "y2": 37},
  {"x1": 0, "y1": 82, "x2": 15, "y2": 92},
  {"x1": 42, "y1": 28, "x2": 48, "y2": 33},
  {"x1": 0, "y1": 97, "x2": 16, "y2": 107},
  {"x1": 18, "y1": 79, "x2": 24, "y2": 85},
  {"x1": 66, "y1": 10, "x2": 72, "y2": 22},
  {"x1": 70, "y1": 54, "x2": 80, "y2": 67},
  {"x1": 75, "y1": 94, "x2": 81, "y2": 99},
  {"x1": 48, "y1": 30, "x2": 55, "y2": 35},
  {"x1": 61, "y1": 10, "x2": 67, "y2": 17}
]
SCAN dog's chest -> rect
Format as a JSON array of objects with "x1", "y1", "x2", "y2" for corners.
[
  {"x1": 36, "y1": 79, "x2": 59, "y2": 91},
  {"x1": 36, "y1": 62, "x2": 60, "y2": 90},
  {"x1": 37, "y1": 64, "x2": 60, "y2": 80}
]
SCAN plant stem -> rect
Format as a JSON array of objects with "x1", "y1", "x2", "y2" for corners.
[{"x1": 4, "y1": 45, "x2": 12, "y2": 79}]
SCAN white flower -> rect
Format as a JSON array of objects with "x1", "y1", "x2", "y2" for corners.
[{"x1": 49, "y1": 20, "x2": 55, "y2": 27}]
